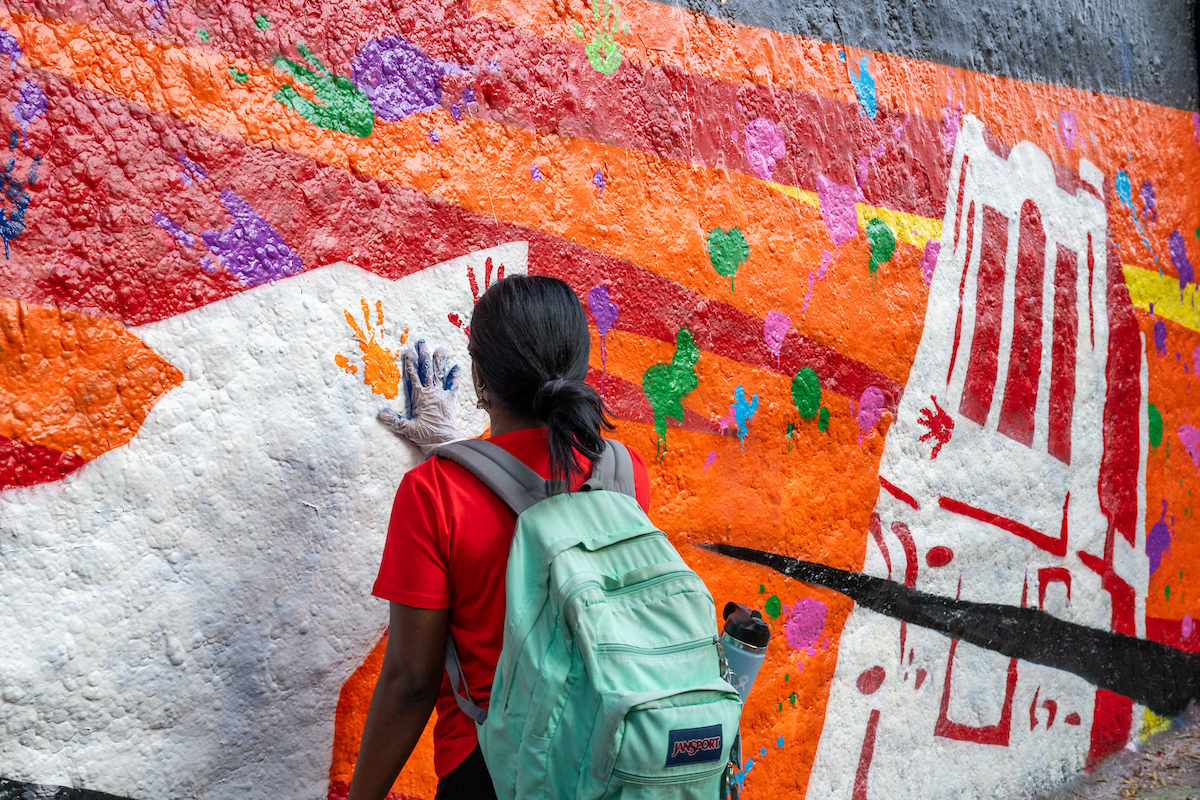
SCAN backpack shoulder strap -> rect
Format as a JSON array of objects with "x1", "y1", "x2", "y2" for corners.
[
  {"x1": 431, "y1": 438, "x2": 551, "y2": 515},
  {"x1": 580, "y1": 439, "x2": 637, "y2": 499}
]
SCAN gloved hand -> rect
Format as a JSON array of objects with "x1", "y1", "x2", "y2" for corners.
[{"x1": 378, "y1": 340, "x2": 464, "y2": 456}]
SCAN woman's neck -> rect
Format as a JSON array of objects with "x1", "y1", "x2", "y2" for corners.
[{"x1": 486, "y1": 406, "x2": 545, "y2": 438}]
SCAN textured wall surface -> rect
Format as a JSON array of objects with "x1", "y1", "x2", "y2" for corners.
[{"x1": 0, "y1": 0, "x2": 1197, "y2": 798}]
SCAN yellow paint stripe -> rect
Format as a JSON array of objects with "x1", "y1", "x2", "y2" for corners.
[
  {"x1": 766, "y1": 182, "x2": 942, "y2": 250},
  {"x1": 1123, "y1": 264, "x2": 1200, "y2": 331}
]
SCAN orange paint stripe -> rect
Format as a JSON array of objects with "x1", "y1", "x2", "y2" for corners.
[
  {"x1": 2, "y1": 10, "x2": 926, "y2": 383},
  {"x1": 0, "y1": 297, "x2": 183, "y2": 460},
  {"x1": 473, "y1": 0, "x2": 1200, "y2": 272}
]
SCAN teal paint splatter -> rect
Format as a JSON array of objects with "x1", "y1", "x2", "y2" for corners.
[
  {"x1": 1116, "y1": 170, "x2": 1154, "y2": 256},
  {"x1": 642, "y1": 328, "x2": 700, "y2": 459},
  {"x1": 230, "y1": 67, "x2": 249, "y2": 84},
  {"x1": 706, "y1": 227, "x2": 749, "y2": 290},
  {"x1": 866, "y1": 218, "x2": 896, "y2": 291},
  {"x1": 254, "y1": 13, "x2": 270, "y2": 30},
  {"x1": 791, "y1": 367, "x2": 821, "y2": 420},
  {"x1": 198, "y1": 29, "x2": 210, "y2": 42},
  {"x1": 273, "y1": 42, "x2": 374, "y2": 138},
  {"x1": 730, "y1": 385, "x2": 759, "y2": 447},
  {"x1": 843, "y1": 53, "x2": 877, "y2": 120},
  {"x1": 573, "y1": 0, "x2": 629, "y2": 75}
]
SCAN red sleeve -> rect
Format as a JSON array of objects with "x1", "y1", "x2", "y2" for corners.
[
  {"x1": 628, "y1": 445, "x2": 652, "y2": 514},
  {"x1": 372, "y1": 465, "x2": 452, "y2": 609}
]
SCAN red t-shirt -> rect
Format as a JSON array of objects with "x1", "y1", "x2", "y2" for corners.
[{"x1": 372, "y1": 427, "x2": 651, "y2": 777}]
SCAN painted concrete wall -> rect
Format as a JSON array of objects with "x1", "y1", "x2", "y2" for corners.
[{"x1": 0, "y1": 0, "x2": 1196, "y2": 798}]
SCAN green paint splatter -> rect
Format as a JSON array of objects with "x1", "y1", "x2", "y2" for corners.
[
  {"x1": 706, "y1": 227, "x2": 749, "y2": 290},
  {"x1": 786, "y1": 421, "x2": 796, "y2": 453},
  {"x1": 778, "y1": 702, "x2": 783, "y2": 711},
  {"x1": 1165, "y1": 585, "x2": 1171, "y2": 600},
  {"x1": 765, "y1": 595, "x2": 782, "y2": 620},
  {"x1": 230, "y1": 68, "x2": 249, "y2": 84},
  {"x1": 1149, "y1": 402, "x2": 1163, "y2": 448},
  {"x1": 759, "y1": 584, "x2": 765, "y2": 594},
  {"x1": 784, "y1": 673, "x2": 789, "y2": 682},
  {"x1": 273, "y1": 42, "x2": 374, "y2": 138},
  {"x1": 865, "y1": 217, "x2": 896, "y2": 291},
  {"x1": 198, "y1": 29, "x2": 210, "y2": 42},
  {"x1": 641, "y1": 328, "x2": 700, "y2": 459},
  {"x1": 573, "y1": 0, "x2": 629, "y2": 75},
  {"x1": 789, "y1": 692, "x2": 796, "y2": 705},
  {"x1": 818, "y1": 406, "x2": 830, "y2": 432},
  {"x1": 791, "y1": 367, "x2": 821, "y2": 420},
  {"x1": 254, "y1": 13, "x2": 271, "y2": 30}
]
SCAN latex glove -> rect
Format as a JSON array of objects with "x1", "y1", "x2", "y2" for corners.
[{"x1": 378, "y1": 340, "x2": 464, "y2": 456}]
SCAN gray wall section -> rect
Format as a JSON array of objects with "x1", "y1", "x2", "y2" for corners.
[{"x1": 652, "y1": 0, "x2": 1198, "y2": 111}]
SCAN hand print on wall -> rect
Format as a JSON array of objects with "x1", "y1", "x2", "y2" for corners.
[
  {"x1": 572, "y1": 0, "x2": 630, "y2": 75},
  {"x1": 447, "y1": 255, "x2": 505, "y2": 335},
  {"x1": 336, "y1": 298, "x2": 409, "y2": 399},
  {"x1": 274, "y1": 42, "x2": 375, "y2": 138}
]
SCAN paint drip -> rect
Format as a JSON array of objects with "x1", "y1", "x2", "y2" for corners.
[
  {"x1": 1058, "y1": 110, "x2": 1077, "y2": 149},
  {"x1": 1179, "y1": 424, "x2": 1200, "y2": 467},
  {"x1": 1146, "y1": 500, "x2": 1173, "y2": 574},
  {"x1": 857, "y1": 386, "x2": 885, "y2": 446},
  {"x1": 816, "y1": 175, "x2": 859, "y2": 247},
  {"x1": 784, "y1": 598, "x2": 827, "y2": 650},
  {"x1": 744, "y1": 118, "x2": 786, "y2": 181},
  {"x1": 587, "y1": 285, "x2": 619, "y2": 395},
  {"x1": 1169, "y1": 230, "x2": 1194, "y2": 290},
  {"x1": 763, "y1": 310, "x2": 789, "y2": 365}
]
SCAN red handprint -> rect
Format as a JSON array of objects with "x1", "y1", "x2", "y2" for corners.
[
  {"x1": 917, "y1": 395, "x2": 954, "y2": 458},
  {"x1": 448, "y1": 256, "x2": 506, "y2": 336}
]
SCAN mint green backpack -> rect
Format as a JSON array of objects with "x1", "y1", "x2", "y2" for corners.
[{"x1": 435, "y1": 438, "x2": 743, "y2": 800}]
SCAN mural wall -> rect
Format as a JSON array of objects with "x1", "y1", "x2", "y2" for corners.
[{"x1": 0, "y1": 0, "x2": 1197, "y2": 797}]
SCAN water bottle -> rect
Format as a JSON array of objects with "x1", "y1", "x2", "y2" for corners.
[{"x1": 720, "y1": 601, "x2": 770, "y2": 704}]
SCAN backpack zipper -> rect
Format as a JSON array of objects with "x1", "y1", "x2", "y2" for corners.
[
  {"x1": 563, "y1": 570, "x2": 706, "y2": 610},
  {"x1": 596, "y1": 636, "x2": 717, "y2": 656},
  {"x1": 611, "y1": 763, "x2": 728, "y2": 785}
]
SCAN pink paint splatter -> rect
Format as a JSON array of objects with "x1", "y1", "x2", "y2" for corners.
[
  {"x1": 818, "y1": 250, "x2": 832, "y2": 280},
  {"x1": 784, "y1": 598, "x2": 827, "y2": 651},
  {"x1": 816, "y1": 175, "x2": 859, "y2": 247},
  {"x1": 704, "y1": 451, "x2": 716, "y2": 471},
  {"x1": 802, "y1": 271, "x2": 815, "y2": 312},
  {"x1": 1059, "y1": 110, "x2": 1078, "y2": 150},
  {"x1": 1179, "y1": 424, "x2": 1200, "y2": 467},
  {"x1": 763, "y1": 310, "x2": 790, "y2": 363},
  {"x1": 744, "y1": 118, "x2": 786, "y2": 181},
  {"x1": 1183, "y1": 615, "x2": 1194, "y2": 639},
  {"x1": 919, "y1": 240, "x2": 940, "y2": 286},
  {"x1": 942, "y1": 83, "x2": 964, "y2": 154},
  {"x1": 857, "y1": 386, "x2": 885, "y2": 446}
]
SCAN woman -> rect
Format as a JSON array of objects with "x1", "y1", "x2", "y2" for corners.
[{"x1": 347, "y1": 275, "x2": 651, "y2": 800}]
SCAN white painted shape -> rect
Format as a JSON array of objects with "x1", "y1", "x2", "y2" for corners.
[{"x1": 0, "y1": 244, "x2": 528, "y2": 799}]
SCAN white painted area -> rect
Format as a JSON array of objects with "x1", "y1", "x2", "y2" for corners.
[
  {"x1": 808, "y1": 118, "x2": 1149, "y2": 799},
  {"x1": 0, "y1": 244, "x2": 527, "y2": 799}
]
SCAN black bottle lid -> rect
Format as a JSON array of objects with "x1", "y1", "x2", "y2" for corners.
[{"x1": 722, "y1": 601, "x2": 771, "y2": 648}]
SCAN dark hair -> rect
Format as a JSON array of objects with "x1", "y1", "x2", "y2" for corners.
[{"x1": 468, "y1": 275, "x2": 613, "y2": 488}]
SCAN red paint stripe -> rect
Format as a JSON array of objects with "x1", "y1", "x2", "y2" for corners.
[
  {"x1": 938, "y1": 495, "x2": 1068, "y2": 556},
  {"x1": 0, "y1": 435, "x2": 86, "y2": 491},
  {"x1": 1048, "y1": 244, "x2": 1078, "y2": 464},
  {"x1": 952, "y1": 156, "x2": 969, "y2": 251},
  {"x1": 878, "y1": 475, "x2": 919, "y2": 510},
  {"x1": 947, "y1": 201, "x2": 975, "y2": 386},
  {"x1": 960, "y1": 205, "x2": 1009, "y2": 425},
  {"x1": 1037, "y1": 566, "x2": 1072, "y2": 609},
  {"x1": 891, "y1": 521, "x2": 918, "y2": 588},
  {"x1": 851, "y1": 709, "x2": 882, "y2": 800},
  {"x1": 935, "y1": 638, "x2": 1017, "y2": 745},
  {"x1": 586, "y1": 367, "x2": 722, "y2": 436},
  {"x1": 1145, "y1": 617, "x2": 1200, "y2": 653},
  {"x1": 1099, "y1": 227, "x2": 1140, "y2": 548},
  {"x1": 998, "y1": 199, "x2": 1045, "y2": 446},
  {"x1": 869, "y1": 512, "x2": 892, "y2": 581}
]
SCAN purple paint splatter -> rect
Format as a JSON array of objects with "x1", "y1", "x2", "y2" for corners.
[
  {"x1": 919, "y1": 240, "x2": 941, "y2": 286},
  {"x1": 703, "y1": 451, "x2": 716, "y2": 471},
  {"x1": 1180, "y1": 424, "x2": 1200, "y2": 467},
  {"x1": 530, "y1": 163, "x2": 543, "y2": 181},
  {"x1": 13, "y1": 81, "x2": 46, "y2": 144},
  {"x1": 784, "y1": 598, "x2": 827, "y2": 650},
  {"x1": 802, "y1": 271, "x2": 815, "y2": 312},
  {"x1": 176, "y1": 152, "x2": 207, "y2": 181},
  {"x1": 591, "y1": 168, "x2": 605, "y2": 196},
  {"x1": 588, "y1": 285, "x2": 619, "y2": 393},
  {"x1": 1154, "y1": 319, "x2": 1168, "y2": 356},
  {"x1": 350, "y1": 36, "x2": 445, "y2": 122},
  {"x1": 145, "y1": 0, "x2": 169, "y2": 29},
  {"x1": 744, "y1": 118, "x2": 786, "y2": 181},
  {"x1": 1140, "y1": 181, "x2": 1156, "y2": 222},
  {"x1": 152, "y1": 211, "x2": 196, "y2": 247},
  {"x1": 1058, "y1": 109, "x2": 1077, "y2": 149},
  {"x1": 1194, "y1": 113, "x2": 1200, "y2": 150},
  {"x1": 816, "y1": 175, "x2": 859, "y2": 247},
  {"x1": 856, "y1": 386, "x2": 885, "y2": 446},
  {"x1": 1146, "y1": 500, "x2": 1172, "y2": 574},
  {"x1": 461, "y1": 86, "x2": 476, "y2": 104},
  {"x1": 763, "y1": 310, "x2": 789, "y2": 365},
  {"x1": 428, "y1": 130, "x2": 440, "y2": 144},
  {"x1": 200, "y1": 190, "x2": 302, "y2": 286},
  {"x1": 1169, "y1": 230, "x2": 1194, "y2": 290},
  {"x1": 199, "y1": 257, "x2": 217, "y2": 274},
  {"x1": 450, "y1": 103, "x2": 462, "y2": 122},
  {"x1": 0, "y1": 29, "x2": 22, "y2": 70}
]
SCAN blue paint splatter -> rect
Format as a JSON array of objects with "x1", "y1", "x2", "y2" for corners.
[
  {"x1": 0, "y1": 155, "x2": 32, "y2": 258},
  {"x1": 1116, "y1": 170, "x2": 1154, "y2": 255},
  {"x1": 1154, "y1": 319, "x2": 1168, "y2": 355},
  {"x1": 730, "y1": 385, "x2": 759, "y2": 447},
  {"x1": 200, "y1": 190, "x2": 302, "y2": 286},
  {"x1": 0, "y1": 29, "x2": 22, "y2": 70},
  {"x1": 777, "y1": 736, "x2": 785, "y2": 747},
  {"x1": 759, "y1": 747, "x2": 766, "y2": 756},
  {"x1": 7, "y1": 130, "x2": 15, "y2": 149},
  {"x1": 844, "y1": 54, "x2": 877, "y2": 120},
  {"x1": 1169, "y1": 230, "x2": 1194, "y2": 290},
  {"x1": 152, "y1": 211, "x2": 196, "y2": 247},
  {"x1": 743, "y1": 758, "x2": 754, "y2": 773}
]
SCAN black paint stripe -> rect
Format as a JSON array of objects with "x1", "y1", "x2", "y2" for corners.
[
  {"x1": 649, "y1": 0, "x2": 1199, "y2": 112},
  {"x1": 0, "y1": 778, "x2": 135, "y2": 800},
  {"x1": 701, "y1": 543, "x2": 1200, "y2": 716}
]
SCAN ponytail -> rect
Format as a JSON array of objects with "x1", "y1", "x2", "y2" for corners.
[{"x1": 469, "y1": 275, "x2": 614, "y2": 489}]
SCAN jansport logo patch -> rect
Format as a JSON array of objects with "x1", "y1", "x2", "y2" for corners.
[{"x1": 665, "y1": 724, "x2": 723, "y2": 767}]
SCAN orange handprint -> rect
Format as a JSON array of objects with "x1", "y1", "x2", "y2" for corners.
[{"x1": 336, "y1": 298, "x2": 409, "y2": 399}]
